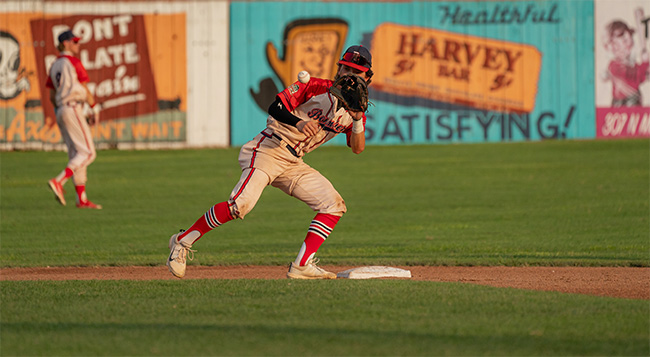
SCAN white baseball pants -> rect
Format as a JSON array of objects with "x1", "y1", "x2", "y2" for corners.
[
  {"x1": 56, "y1": 102, "x2": 96, "y2": 186},
  {"x1": 228, "y1": 131, "x2": 346, "y2": 219}
]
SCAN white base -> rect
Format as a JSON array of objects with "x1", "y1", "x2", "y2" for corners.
[{"x1": 337, "y1": 266, "x2": 412, "y2": 279}]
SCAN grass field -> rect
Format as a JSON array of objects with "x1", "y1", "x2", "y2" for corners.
[{"x1": 1, "y1": 139, "x2": 649, "y2": 355}]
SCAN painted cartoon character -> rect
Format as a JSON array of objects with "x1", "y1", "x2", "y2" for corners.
[
  {"x1": 603, "y1": 12, "x2": 649, "y2": 107},
  {"x1": 0, "y1": 31, "x2": 31, "y2": 100}
]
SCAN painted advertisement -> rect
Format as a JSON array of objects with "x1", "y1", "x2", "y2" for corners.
[
  {"x1": 371, "y1": 23, "x2": 542, "y2": 114},
  {"x1": 0, "y1": 12, "x2": 187, "y2": 147},
  {"x1": 230, "y1": 1, "x2": 595, "y2": 146},
  {"x1": 595, "y1": 0, "x2": 650, "y2": 138}
]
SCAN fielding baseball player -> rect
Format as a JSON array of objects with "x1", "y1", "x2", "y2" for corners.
[
  {"x1": 46, "y1": 30, "x2": 102, "y2": 209},
  {"x1": 167, "y1": 45, "x2": 374, "y2": 279}
]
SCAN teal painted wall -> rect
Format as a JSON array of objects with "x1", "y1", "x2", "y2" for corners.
[{"x1": 230, "y1": 1, "x2": 595, "y2": 146}]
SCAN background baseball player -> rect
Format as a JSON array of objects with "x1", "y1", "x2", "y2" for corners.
[
  {"x1": 46, "y1": 30, "x2": 102, "y2": 209},
  {"x1": 167, "y1": 45, "x2": 374, "y2": 279}
]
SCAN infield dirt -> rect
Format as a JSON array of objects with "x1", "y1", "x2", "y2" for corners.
[{"x1": 1, "y1": 266, "x2": 647, "y2": 300}]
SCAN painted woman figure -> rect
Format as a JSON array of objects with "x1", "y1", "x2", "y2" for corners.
[{"x1": 603, "y1": 17, "x2": 649, "y2": 107}]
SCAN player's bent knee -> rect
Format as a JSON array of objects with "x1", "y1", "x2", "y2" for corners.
[
  {"x1": 228, "y1": 200, "x2": 250, "y2": 219},
  {"x1": 316, "y1": 196, "x2": 347, "y2": 216}
]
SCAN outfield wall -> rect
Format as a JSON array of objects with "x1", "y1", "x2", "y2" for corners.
[
  {"x1": 0, "y1": 0, "x2": 648, "y2": 150},
  {"x1": 0, "y1": 1, "x2": 229, "y2": 150}
]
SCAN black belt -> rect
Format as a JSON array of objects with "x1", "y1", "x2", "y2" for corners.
[
  {"x1": 263, "y1": 131, "x2": 299, "y2": 158},
  {"x1": 273, "y1": 133, "x2": 300, "y2": 158}
]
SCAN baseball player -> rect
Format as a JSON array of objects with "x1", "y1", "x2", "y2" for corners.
[
  {"x1": 46, "y1": 30, "x2": 102, "y2": 209},
  {"x1": 167, "y1": 45, "x2": 374, "y2": 279}
]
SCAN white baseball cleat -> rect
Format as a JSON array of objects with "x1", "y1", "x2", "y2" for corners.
[
  {"x1": 48, "y1": 179, "x2": 66, "y2": 206},
  {"x1": 167, "y1": 231, "x2": 196, "y2": 278},
  {"x1": 287, "y1": 258, "x2": 337, "y2": 280}
]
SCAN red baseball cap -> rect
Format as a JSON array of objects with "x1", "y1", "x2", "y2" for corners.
[
  {"x1": 58, "y1": 30, "x2": 80, "y2": 44},
  {"x1": 338, "y1": 45, "x2": 372, "y2": 72}
]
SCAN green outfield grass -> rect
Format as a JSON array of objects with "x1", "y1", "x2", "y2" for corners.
[
  {"x1": 1, "y1": 139, "x2": 649, "y2": 356},
  {"x1": 1, "y1": 139, "x2": 648, "y2": 267},
  {"x1": 1, "y1": 280, "x2": 648, "y2": 356}
]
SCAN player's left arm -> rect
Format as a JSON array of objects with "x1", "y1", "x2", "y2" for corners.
[
  {"x1": 332, "y1": 74, "x2": 368, "y2": 154},
  {"x1": 81, "y1": 82, "x2": 100, "y2": 125},
  {"x1": 82, "y1": 83, "x2": 96, "y2": 108},
  {"x1": 347, "y1": 112, "x2": 365, "y2": 154},
  {"x1": 349, "y1": 131, "x2": 365, "y2": 154},
  {"x1": 72, "y1": 57, "x2": 97, "y2": 109}
]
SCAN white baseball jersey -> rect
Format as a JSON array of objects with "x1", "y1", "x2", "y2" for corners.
[
  {"x1": 227, "y1": 77, "x2": 367, "y2": 219},
  {"x1": 46, "y1": 51, "x2": 89, "y2": 108},
  {"x1": 45, "y1": 51, "x2": 96, "y2": 186},
  {"x1": 267, "y1": 77, "x2": 366, "y2": 157}
]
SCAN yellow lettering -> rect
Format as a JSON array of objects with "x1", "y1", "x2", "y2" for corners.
[
  {"x1": 150, "y1": 122, "x2": 161, "y2": 138},
  {"x1": 115, "y1": 122, "x2": 126, "y2": 139},
  {"x1": 131, "y1": 122, "x2": 149, "y2": 139},
  {"x1": 95, "y1": 121, "x2": 113, "y2": 140},
  {"x1": 171, "y1": 120, "x2": 183, "y2": 138},
  {"x1": 43, "y1": 125, "x2": 61, "y2": 143},
  {"x1": 26, "y1": 121, "x2": 40, "y2": 140},
  {"x1": 6, "y1": 115, "x2": 26, "y2": 142}
]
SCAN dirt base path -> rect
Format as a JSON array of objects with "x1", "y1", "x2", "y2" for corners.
[{"x1": 1, "y1": 266, "x2": 648, "y2": 300}]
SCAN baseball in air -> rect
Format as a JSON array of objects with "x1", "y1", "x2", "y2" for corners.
[{"x1": 298, "y1": 70, "x2": 310, "y2": 83}]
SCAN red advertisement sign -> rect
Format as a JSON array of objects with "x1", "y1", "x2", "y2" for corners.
[
  {"x1": 596, "y1": 107, "x2": 650, "y2": 138},
  {"x1": 594, "y1": 2, "x2": 650, "y2": 138},
  {"x1": 31, "y1": 15, "x2": 158, "y2": 122}
]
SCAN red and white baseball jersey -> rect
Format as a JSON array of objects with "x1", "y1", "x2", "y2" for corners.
[
  {"x1": 46, "y1": 51, "x2": 90, "y2": 108},
  {"x1": 267, "y1": 78, "x2": 366, "y2": 156}
]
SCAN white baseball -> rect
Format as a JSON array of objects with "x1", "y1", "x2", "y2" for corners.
[{"x1": 298, "y1": 70, "x2": 310, "y2": 83}]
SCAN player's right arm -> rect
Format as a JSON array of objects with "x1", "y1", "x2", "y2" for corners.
[
  {"x1": 295, "y1": 120, "x2": 321, "y2": 137},
  {"x1": 44, "y1": 88, "x2": 57, "y2": 128},
  {"x1": 45, "y1": 70, "x2": 58, "y2": 128},
  {"x1": 45, "y1": 72, "x2": 56, "y2": 107},
  {"x1": 268, "y1": 97, "x2": 300, "y2": 127},
  {"x1": 268, "y1": 91, "x2": 320, "y2": 137},
  {"x1": 271, "y1": 78, "x2": 331, "y2": 136}
]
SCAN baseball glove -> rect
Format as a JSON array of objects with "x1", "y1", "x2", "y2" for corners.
[
  {"x1": 329, "y1": 74, "x2": 369, "y2": 113},
  {"x1": 84, "y1": 103, "x2": 101, "y2": 126}
]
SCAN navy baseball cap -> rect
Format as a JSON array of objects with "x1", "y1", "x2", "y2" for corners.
[
  {"x1": 58, "y1": 30, "x2": 80, "y2": 44},
  {"x1": 338, "y1": 45, "x2": 372, "y2": 72}
]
